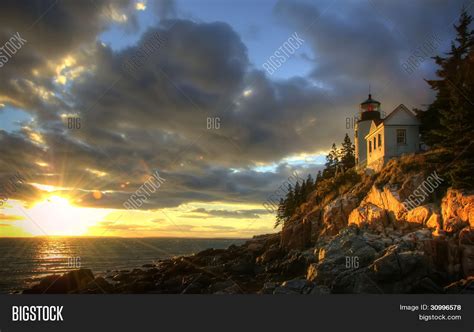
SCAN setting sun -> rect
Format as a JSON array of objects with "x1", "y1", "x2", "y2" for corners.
[
  {"x1": 18, "y1": 195, "x2": 110, "y2": 236},
  {"x1": 42, "y1": 195, "x2": 71, "y2": 207}
]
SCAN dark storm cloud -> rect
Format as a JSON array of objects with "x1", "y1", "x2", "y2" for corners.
[
  {"x1": 0, "y1": 0, "x2": 467, "y2": 211},
  {"x1": 0, "y1": 0, "x2": 138, "y2": 116},
  {"x1": 273, "y1": 0, "x2": 470, "y2": 109},
  {"x1": 56, "y1": 163, "x2": 324, "y2": 210}
]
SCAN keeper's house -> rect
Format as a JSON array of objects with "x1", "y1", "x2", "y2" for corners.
[{"x1": 354, "y1": 94, "x2": 420, "y2": 172}]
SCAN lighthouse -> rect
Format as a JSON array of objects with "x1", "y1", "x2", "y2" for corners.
[{"x1": 354, "y1": 94, "x2": 381, "y2": 169}]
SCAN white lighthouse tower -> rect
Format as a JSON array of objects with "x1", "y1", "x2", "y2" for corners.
[{"x1": 354, "y1": 94, "x2": 381, "y2": 169}]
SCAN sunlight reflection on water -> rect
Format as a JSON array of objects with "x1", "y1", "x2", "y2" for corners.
[{"x1": 0, "y1": 237, "x2": 244, "y2": 293}]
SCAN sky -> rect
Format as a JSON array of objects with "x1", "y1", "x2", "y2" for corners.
[{"x1": 0, "y1": 0, "x2": 471, "y2": 237}]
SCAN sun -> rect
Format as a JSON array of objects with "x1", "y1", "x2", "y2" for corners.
[
  {"x1": 45, "y1": 195, "x2": 71, "y2": 207},
  {"x1": 27, "y1": 195, "x2": 91, "y2": 236}
]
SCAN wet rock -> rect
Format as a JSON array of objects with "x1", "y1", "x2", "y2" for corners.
[{"x1": 23, "y1": 269, "x2": 95, "y2": 294}]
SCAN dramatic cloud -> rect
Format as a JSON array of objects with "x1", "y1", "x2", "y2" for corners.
[{"x1": 0, "y1": 0, "x2": 469, "y2": 217}]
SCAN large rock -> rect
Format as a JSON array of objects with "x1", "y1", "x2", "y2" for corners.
[
  {"x1": 307, "y1": 228, "x2": 380, "y2": 285},
  {"x1": 23, "y1": 269, "x2": 95, "y2": 294},
  {"x1": 348, "y1": 203, "x2": 388, "y2": 232},
  {"x1": 372, "y1": 246, "x2": 427, "y2": 281},
  {"x1": 405, "y1": 205, "x2": 434, "y2": 225},
  {"x1": 363, "y1": 185, "x2": 408, "y2": 222},
  {"x1": 280, "y1": 217, "x2": 311, "y2": 250},
  {"x1": 442, "y1": 189, "x2": 474, "y2": 229},
  {"x1": 320, "y1": 194, "x2": 359, "y2": 236},
  {"x1": 332, "y1": 244, "x2": 431, "y2": 294}
]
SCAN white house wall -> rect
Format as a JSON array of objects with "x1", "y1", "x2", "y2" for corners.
[
  {"x1": 383, "y1": 125, "x2": 420, "y2": 159},
  {"x1": 366, "y1": 126, "x2": 385, "y2": 170}
]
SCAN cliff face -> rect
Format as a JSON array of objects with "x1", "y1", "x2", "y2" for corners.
[
  {"x1": 22, "y1": 153, "x2": 474, "y2": 294},
  {"x1": 280, "y1": 153, "x2": 474, "y2": 293}
]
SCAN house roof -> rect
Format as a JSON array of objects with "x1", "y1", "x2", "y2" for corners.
[
  {"x1": 382, "y1": 104, "x2": 419, "y2": 123},
  {"x1": 364, "y1": 104, "x2": 419, "y2": 139}
]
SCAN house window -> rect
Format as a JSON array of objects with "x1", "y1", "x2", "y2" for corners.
[
  {"x1": 397, "y1": 129, "x2": 406, "y2": 144},
  {"x1": 378, "y1": 133, "x2": 382, "y2": 147},
  {"x1": 369, "y1": 141, "x2": 372, "y2": 153},
  {"x1": 373, "y1": 137, "x2": 376, "y2": 149}
]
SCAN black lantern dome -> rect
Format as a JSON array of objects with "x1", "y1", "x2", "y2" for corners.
[{"x1": 359, "y1": 94, "x2": 381, "y2": 121}]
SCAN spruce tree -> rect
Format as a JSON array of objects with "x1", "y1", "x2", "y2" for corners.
[
  {"x1": 323, "y1": 143, "x2": 339, "y2": 179},
  {"x1": 422, "y1": 9, "x2": 474, "y2": 188},
  {"x1": 340, "y1": 133, "x2": 356, "y2": 170},
  {"x1": 275, "y1": 198, "x2": 286, "y2": 228},
  {"x1": 422, "y1": 9, "x2": 474, "y2": 147}
]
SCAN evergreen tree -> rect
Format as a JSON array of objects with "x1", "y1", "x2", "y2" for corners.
[
  {"x1": 340, "y1": 133, "x2": 355, "y2": 170},
  {"x1": 304, "y1": 174, "x2": 314, "y2": 199},
  {"x1": 421, "y1": 9, "x2": 474, "y2": 147},
  {"x1": 294, "y1": 181, "x2": 302, "y2": 207},
  {"x1": 275, "y1": 198, "x2": 286, "y2": 228},
  {"x1": 316, "y1": 170, "x2": 322, "y2": 184},
  {"x1": 421, "y1": 9, "x2": 474, "y2": 188},
  {"x1": 283, "y1": 184, "x2": 294, "y2": 221},
  {"x1": 323, "y1": 143, "x2": 339, "y2": 179}
]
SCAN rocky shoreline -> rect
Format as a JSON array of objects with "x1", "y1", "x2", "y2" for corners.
[
  {"x1": 20, "y1": 225, "x2": 474, "y2": 294},
  {"x1": 21, "y1": 155, "x2": 474, "y2": 294}
]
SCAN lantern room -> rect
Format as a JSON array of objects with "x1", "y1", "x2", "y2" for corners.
[{"x1": 359, "y1": 94, "x2": 381, "y2": 121}]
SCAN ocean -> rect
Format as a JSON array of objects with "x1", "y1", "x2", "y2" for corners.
[{"x1": 0, "y1": 237, "x2": 246, "y2": 293}]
